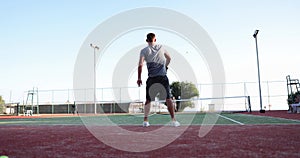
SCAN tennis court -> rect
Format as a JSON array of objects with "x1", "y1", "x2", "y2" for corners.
[{"x1": 0, "y1": 111, "x2": 300, "y2": 157}]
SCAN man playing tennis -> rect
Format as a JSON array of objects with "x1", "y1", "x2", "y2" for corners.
[{"x1": 137, "y1": 33, "x2": 180, "y2": 127}]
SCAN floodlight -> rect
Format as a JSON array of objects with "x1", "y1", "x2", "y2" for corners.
[{"x1": 253, "y1": 30, "x2": 259, "y2": 38}]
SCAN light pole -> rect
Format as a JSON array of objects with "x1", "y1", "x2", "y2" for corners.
[
  {"x1": 253, "y1": 30, "x2": 264, "y2": 113},
  {"x1": 90, "y1": 43, "x2": 99, "y2": 114}
]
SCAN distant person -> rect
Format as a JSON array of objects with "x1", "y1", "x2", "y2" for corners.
[
  {"x1": 72, "y1": 103, "x2": 78, "y2": 115},
  {"x1": 296, "y1": 94, "x2": 300, "y2": 103},
  {"x1": 137, "y1": 33, "x2": 180, "y2": 127},
  {"x1": 172, "y1": 97, "x2": 177, "y2": 112},
  {"x1": 288, "y1": 93, "x2": 300, "y2": 113}
]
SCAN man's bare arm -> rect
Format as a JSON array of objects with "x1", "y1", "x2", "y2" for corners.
[
  {"x1": 164, "y1": 51, "x2": 171, "y2": 67},
  {"x1": 137, "y1": 56, "x2": 144, "y2": 86}
]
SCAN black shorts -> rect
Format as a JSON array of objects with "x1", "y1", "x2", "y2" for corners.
[{"x1": 146, "y1": 75, "x2": 171, "y2": 101}]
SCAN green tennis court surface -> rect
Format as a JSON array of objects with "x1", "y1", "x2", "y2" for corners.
[
  {"x1": 1, "y1": 112, "x2": 300, "y2": 157},
  {"x1": 1, "y1": 112, "x2": 299, "y2": 126}
]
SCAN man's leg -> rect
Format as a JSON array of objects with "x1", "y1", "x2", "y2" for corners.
[
  {"x1": 166, "y1": 98, "x2": 176, "y2": 121},
  {"x1": 144, "y1": 77, "x2": 153, "y2": 123},
  {"x1": 144, "y1": 100, "x2": 151, "y2": 122}
]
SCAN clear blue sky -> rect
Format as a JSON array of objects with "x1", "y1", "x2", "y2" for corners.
[{"x1": 1, "y1": 0, "x2": 299, "y2": 102}]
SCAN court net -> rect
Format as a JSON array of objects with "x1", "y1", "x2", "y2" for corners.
[{"x1": 74, "y1": 96, "x2": 251, "y2": 114}]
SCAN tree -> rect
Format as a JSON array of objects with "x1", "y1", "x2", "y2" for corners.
[
  {"x1": 0, "y1": 96, "x2": 4, "y2": 104},
  {"x1": 170, "y1": 81, "x2": 199, "y2": 112},
  {"x1": 0, "y1": 96, "x2": 5, "y2": 114}
]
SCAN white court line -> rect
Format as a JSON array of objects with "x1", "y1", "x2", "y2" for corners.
[
  {"x1": 217, "y1": 114, "x2": 244, "y2": 125},
  {"x1": 238, "y1": 113, "x2": 300, "y2": 123}
]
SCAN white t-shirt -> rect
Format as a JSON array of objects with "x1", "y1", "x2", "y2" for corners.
[{"x1": 140, "y1": 44, "x2": 167, "y2": 77}]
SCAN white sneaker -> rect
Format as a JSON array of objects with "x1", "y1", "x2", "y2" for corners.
[
  {"x1": 143, "y1": 121, "x2": 150, "y2": 127},
  {"x1": 170, "y1": 121, "x2": 180, "y2": 127}
]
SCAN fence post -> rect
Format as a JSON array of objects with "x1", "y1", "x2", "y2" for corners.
[
  {"x1": 52, "y1": 90, "x2": 54, "y2": 114},
  {"x1": 267, "y1": 81, "x2": 271, "y2": 111}
]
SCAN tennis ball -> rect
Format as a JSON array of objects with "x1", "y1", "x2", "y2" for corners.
[{"x1": 0, "y1": 156, "x2": 9, "y2": 158}]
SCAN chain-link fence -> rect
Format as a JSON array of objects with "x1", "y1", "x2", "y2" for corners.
[{"x1": 0, "y1": 80, "x2": 289, "y2": 115}]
